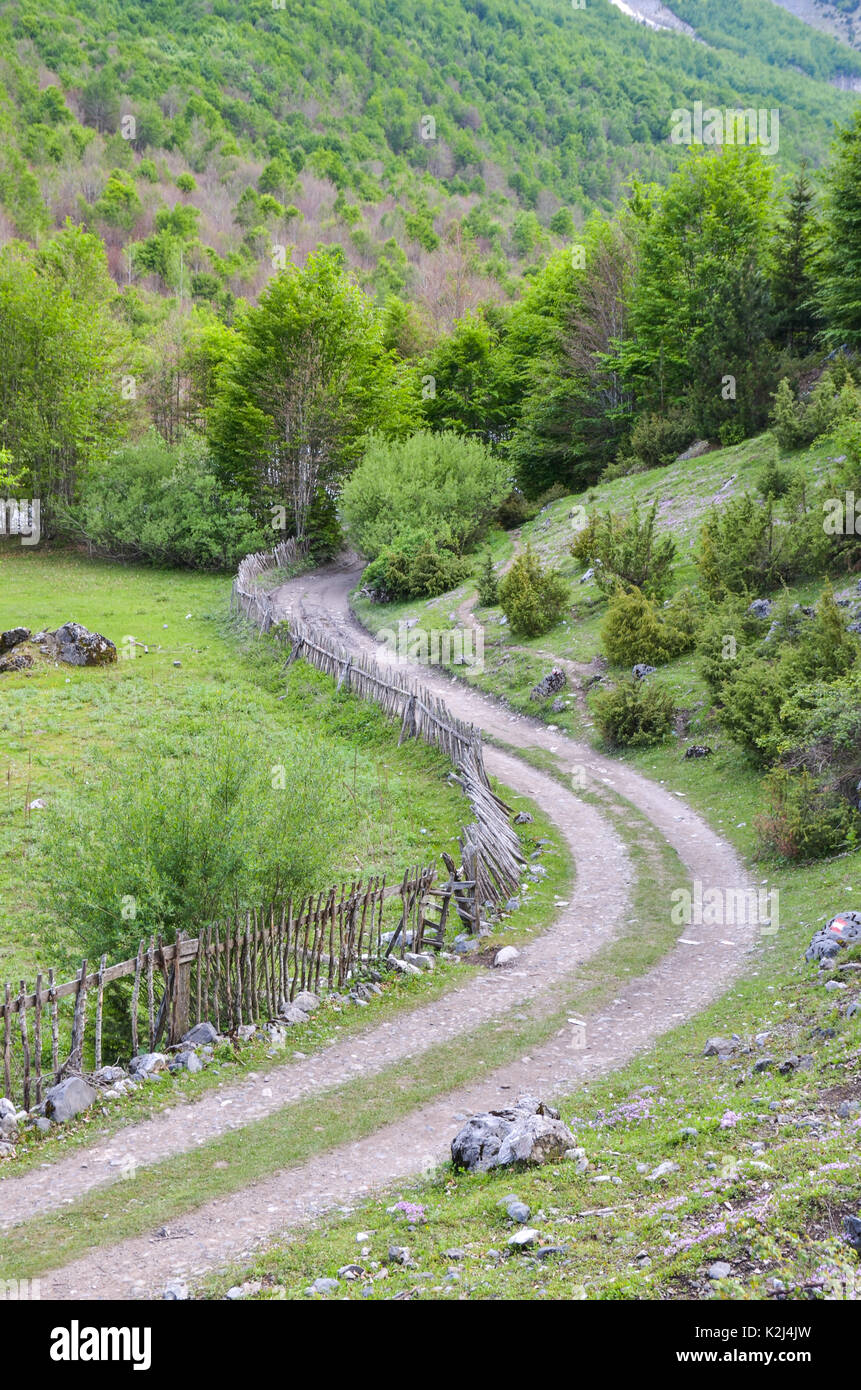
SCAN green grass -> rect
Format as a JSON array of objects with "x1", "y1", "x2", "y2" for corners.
[{"x1": 0, "y1": 546, "x2": 474, "y2": 986}]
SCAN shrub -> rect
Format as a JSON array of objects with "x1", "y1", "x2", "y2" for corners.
[
  {"x1": 696, "y1": 488, "x2": 826, "y2": 599},
  {"x1": 39, "y1": 730, "x2": 346, "y2": 962},
  {"x1": 571, "y1": 500, "x2": 676, "y2": 600},
  {"x1": 755, "y1": 769, "x2": 861, "y2": 861},
  {"x1": 341, "y1": 430, "x2": 510, "y2": 561},
  {"x1": 626, "y1": 411, "x2": 694, "y2": 470},
  {"x1": 757, "y1": 454, "x2": 794, "y2": 499},
  {"x1": 600, "y1": 586, "x2": 695, "y2": 667},
  {"x1": 592, "y1": 677, "x2": 675, "y2": 748},
  {"x1": 770, "y1": 373, "x2": 860, "y2": 451},
  {"x1": 476, "y1": 551, "x2": 499, "y2": 606},
  {"x1": 361, "y1": 532, "x2": 470, "y2": 600},
  {"x1": 495, "y1": 490, "x2": 537, "y2": 529},
  {"x1": 65, "y1": 433, "x2": 272, "y2": 570},
  {"x1": 498, "y1": 544, "x2": 569, "y2": 636}
]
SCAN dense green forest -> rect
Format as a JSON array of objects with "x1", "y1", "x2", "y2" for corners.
[{"x1": 0, "y1": 0, "x2": 858, "y2": 317}]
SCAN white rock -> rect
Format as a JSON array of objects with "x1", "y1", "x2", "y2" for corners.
[{"x1": 494, "y1": 946, "x2": 520, "y2": 967}]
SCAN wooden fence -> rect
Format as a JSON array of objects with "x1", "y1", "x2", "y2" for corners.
[
  {"x1": 1, "y1": 868, "x2": 436, "y2": 1111},
  {"x1": 229, "y1": 535, "x2": 307, "y2": 633},
  {"x1": 233, "y1": 539, "x2": 525, "y2": 919}
]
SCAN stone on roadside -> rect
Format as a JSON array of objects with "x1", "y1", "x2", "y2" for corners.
[
  {"x1": 128, "y1": 1052, "x2": 169, "y2": 1077},
  {"x1": 292, "y1": 991, "x2": 320, "y2": 1013},
  {"x1": 494, "y1": 946, "x2": 519, "y2": 967},
  {"x1": 451, "y1": 1095, "x2": 574, "y2": 1173},
  {"x1": 278, "y1": 1003, "x2": 311, "y2": 1025},
  {"x1": 44, "y1": 1075, "x2": 97, "y2": 1123},
  {"x1": 182, "y1": 1021, "x2": 219, "y2": 1046}
]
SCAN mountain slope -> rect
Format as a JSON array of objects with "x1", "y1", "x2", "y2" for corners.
[{"x1": 0, "y1": 0, "x2": 858, "y2": 314}]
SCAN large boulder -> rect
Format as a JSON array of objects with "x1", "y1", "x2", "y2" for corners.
[
  {"x1": 44, "y1": 1075, "x2": 97, "y2": 1123},
  {"x1": 0, "y1": 650, "x2": 33, "y2": 675},
  {"x1": 530, "y1": 668, "x2": 566, "y2": 702},
  {"x1": 43, "y1": 622, "x2": 117, "y2": 667},
  {"x1": 805, "y1": 910, "x2": 861, "y2": 963},
  {"x1": 128, "y1": 1051, "x2": 168, "y2": 1077},
  {"x1": 451, "y1": 1095, "x2": 575, "y2": 1173},
  {"x1": 0, "y1": 628, "x2": 29, "y2": 654},
  {"x1": 182, "y1": 1021, "x2": 219, "y2": 1046}
]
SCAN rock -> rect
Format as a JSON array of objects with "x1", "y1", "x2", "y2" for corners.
[
  {"x1": 128, "y1": 1051, "x2": 168, "y2": 1077},
  {"x1": 453, "y1": 934, "x2": 472, "y2": 954},
  {"x1": 748, "y1": 599, "x2": 773, "y2": 620},
  {"x1": 504, "y1": 898, "x2": 521, "y2": 913},
  {"x1": 847, "y1": 1000, "x2": 860, "y2": 1019},
  {"x1": 292, "y1": 991, "x2": 320, "y2": 1013},
  {"x1": 0, "y1": 1097, "x2": 17, "y2": 1121},
  {"x1": 278, "y1": 1003, "x2": 311, "y2": 1024},
  {"x1": 452, "y1": 1095, "x2": 571, "y2": 1173},
  {"x1": 632, "y1": 664, "x2": 656, "y2": 680},
  {"x1": 404, "y1": 952, "x2": 434, "y2": 972},
  {"x1": 837, "y1": 1100, "x2": 861, "y2": 1119},
  {"x1": 550, "y1": 697, "x2": 566, "y2": 713},
  {"x1": 530, "y1": 668, "x2": 566, "y2": 701},
  {"x1": 507, "y1": 1228, "x2": 540, "y2": 1249},
  {"x1": 163, "y1": 1281, "x2": 189, "y2": 1300},
  {"x1": 337, "y1": 1264, "x2": 364, "y2": 1280},
  {"x1": 684, "y1": 745, "x2": 713, "y2": 759},
  {"x1": 34, "y1": 1116, "x2": 52, "y2": 1134},
  {"x1": 753, "y1": 1056, "x2": 776, "y2": 1073},
  {"x1": 493, "y1": 946, "x2": 519, "y2": 967},
  {"x1": 0, "y1": 650, "x2": 33, "y2": 674},
  {"x1": 387, "y1": 1246, "x2": 410, "y2": 1265},
  {"x1": 676, "y1": 440, "x2": 711, "y2": 462},
  {"x1": 182, "y1": 1021, "x2": 219, "y2": 1046},
  {"x1": 170, "y1": 1051, "x2": 203, "y2": 1074},
  {"x1": 91, "y1": 1065, "x2": 127, "y2": 1085},
  {"x1": 707, "y1": 1261, "x2": 732, "y2": 1280},
  {"x1": 500, "y1": 1197, "x2": 531, "y2": 1224},
  {"x1": 0, "y1": 1113, "x2": 18, "y2": 1139},
  {"x1": 703, "y1": 1036, "x2": 739, "y2": 1058},
  {"x1": 843, "y1": 1215, "x2": 861, "y2": 1253},
  {"x1": 44, "y1": 621, "x2": 117, "y2": 667},
  {"x1": 805, "y1": 910, "x2": 861, "y2": 962},
  {"x1": 645, "y1": 1161, "x2": 679, "y2": 1182},
  {"x1": 513, "y1": 812, "x2": 533, "y2": 825},
  {"x1": 0, "y1": 627, "x2": 29, "y2": 654},
  {"x1": 44, "y1": 1075, "x2": 97, "y2": 1123},
  {"x1": 580, "y1": 568, "x2": 595, "y2": 584},
  {"x1": 306, "y1": 1277, "x2": 340, "y2": 1296},
  {"x1": 388, "y1": 956, "x2": 422, "y2": 977}
]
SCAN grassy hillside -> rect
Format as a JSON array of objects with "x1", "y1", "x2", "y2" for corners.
[{"x1": 0, "y1": 0, "x2": 857, "y2": 316}]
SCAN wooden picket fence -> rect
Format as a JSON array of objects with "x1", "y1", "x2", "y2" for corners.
[
  {"x1": 1, "y1": 868, "x2": 437, "y2": 1112},
  {"x1": 229, "y1": 535, "x2": 306, "y2": 632},
  {"x1": 233, "y1": 539, "x2": 525, "y2": 918}
]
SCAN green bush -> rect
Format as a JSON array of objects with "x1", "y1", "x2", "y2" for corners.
[
  {"x1": 361, "y1": 532, "x2": 470, "y2": 600},
  {"x1": 754, "y1": 769, "x2": 861, "y2": 861},
  {"x1": 341, "y1": 430, "x2": 510, "y2": 562},
  {"x1": 626, "y1": 411, "x2": 694, "y2": 470},
  {"x1": 572, "y1": 500, "x2": 676, "y2": 600},
  {"x1": 39, "y1": 730, "x2": 346, "y2": 962},
  {"x1": 592, "y1": 677, "x2": 676, "y2": 749},
  {"x1": 770, "y1": 373, "x2": 860, "y2": 451},
  {"x1": 600, "y1": 586, "x2": 695, "y2": 667},
  {"x1": 495, "y1": 490, "x2": 537, "y2": 529},
  {"x1": 497, "y1": 544, "x2": 569, "y2": 636},
  {"x1": 757, "y1": 453, "x2": 794, "y2": 499},
  {"x1": 66, "y1": 433, "x2": 272, "y2": 570},
  {"x1": 476, "y1": 551, "x2": 499, "y2": 606},
  {"x1": 696, "y1": 488, "x2": 826, "y2": 599}
]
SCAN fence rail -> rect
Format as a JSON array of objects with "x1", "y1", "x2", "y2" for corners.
[{"x1": 2, "y1": 869, "x2": 436, "y2": 1110}]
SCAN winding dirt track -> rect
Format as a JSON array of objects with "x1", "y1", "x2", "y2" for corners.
[{"x1": 3, "y1": 557, "x2": 752, "y2": 1299}]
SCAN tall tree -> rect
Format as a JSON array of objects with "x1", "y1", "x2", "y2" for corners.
[
  {"x1": 209, "y1": 249, "x2": 416, "y2": 539},
  {"x1": 619, "y1": 148, "x2": 775, "y2": 437},
  {"x1": 0, "y1": 227, "x2": 129, "y2": 525},
  {"x1": 819, "y1": 106, "x2": 861, "y2": 349},
  {"x1": 771, "y1": 166, "x2": 822, "y2": 353}
]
